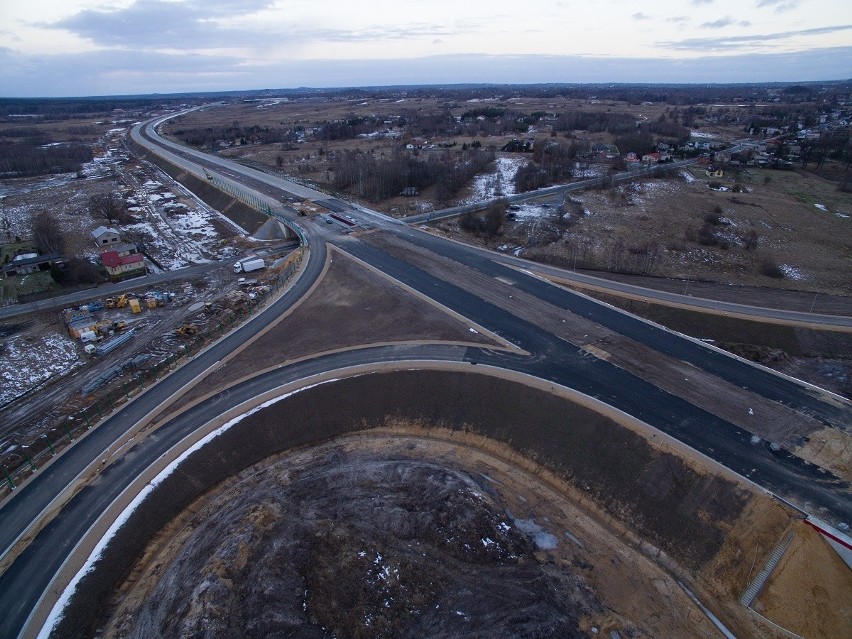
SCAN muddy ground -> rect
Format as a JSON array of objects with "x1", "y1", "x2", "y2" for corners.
[{"x1": 102, "y1": 435, "x2": 717, "y2": 639}]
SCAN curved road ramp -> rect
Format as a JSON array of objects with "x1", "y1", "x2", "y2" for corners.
[{"x1": 36, "y1": 370, "x2": 850, "y2": 639}]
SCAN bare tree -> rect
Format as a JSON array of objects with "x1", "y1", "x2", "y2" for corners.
[
  {"x1": 31, "y1": 210, "x2": 65, "y2": 256},
  {"x1": 88, "y1": 192, "x2": 128, "y2": 225}
]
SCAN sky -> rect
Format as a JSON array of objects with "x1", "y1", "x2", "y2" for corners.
[{"x1": 1, "y1": 0, "x2": 851, "y2": 97}]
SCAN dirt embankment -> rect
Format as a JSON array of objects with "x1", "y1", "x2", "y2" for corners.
[
  {"x1": 53, "y1": 369, "x2": 844, "y2": 639},
  {"x1": 131, "y1": 141, "x2": 269, "y2": 234}
]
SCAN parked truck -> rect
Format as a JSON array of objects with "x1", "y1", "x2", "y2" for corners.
[{"x1": 233, "y1": 257, "x2": 265, "y2": 274}]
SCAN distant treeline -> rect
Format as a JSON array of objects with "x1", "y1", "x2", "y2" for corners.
[
  {"x1": 0, "y1": 141, "x2": 93, "y2": 177},
  {"x1": 172, "y1": 105, "x2": 693, "y2": 150},
  {"x1": 0, "y1": 97, "x2": 187, "y2": 118},
  {"x1": 2, "y1": 80, "x2": 848, "y2": 119},
  {"x1": 381, "y1": 81, "x2": 851, "y2": 106}
]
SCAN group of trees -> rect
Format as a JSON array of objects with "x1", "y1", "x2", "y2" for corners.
[
  {"x1": 28, "y1": 210, "x2": 98, "y2": 286},
  {"x1": 613, "y1": 132, "x2": 656, "y2": 158},
  {"x1": 23, "y1": 193, "x2": 130, "y2": 287},
  {"x1": 645, "y1": 113, "x2": 690, "y2": 142},
  {"x1": 88, "y1": 192, "x2": 132, "y2": 225},
  {"x1": 514, "y1": 140, "x2": 585, "y2": 192},
  {"x1": 0, "y1": 141, "x2": 92, "y2": 177},
  {"x1": 800, "y1": 131, "x2": 852, "y2": 169},
  {"x1": 329, "y1": 147, "x2": 495, "y2": 203},
  {"x1": 314, "y1": 116, "x2": 386, "y2": 141},
  {"x1": 460, "y1": 199, "x2": 506, "y2": 237},
  {"x1": 552, "y1": 111, "x2": 635, "y2": 135},
  {"x1": 172, "y1": 122, "x2": 300, "y2": 149}
]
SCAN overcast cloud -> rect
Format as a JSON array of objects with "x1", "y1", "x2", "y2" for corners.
[{"x1": 1, "y1": 0, "x2": 850, "y2": 96}]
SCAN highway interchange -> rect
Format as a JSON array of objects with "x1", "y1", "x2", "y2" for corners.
[{"x1": 0, "y1": 108, "x2": 850, "y2": 638}]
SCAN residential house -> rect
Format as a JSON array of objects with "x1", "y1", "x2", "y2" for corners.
[
  {"x1": 1, "y1": 252, "x2": 63, "y2": 278},
  {"x1": 109, "y1": 242, "x2": 139, "y2": 258},
  {"x1": 705, "y1": 166, "x2": 724, "y2": 178},
  {"x1": 101, "y1": 250, "x2": 145, "y2": 282},
  {"x1": 405, "y1": 137, "x2": 429, "y2": 149},
  {"x1": 92, "y1": 226, "x2": 121, "y2": 247}
]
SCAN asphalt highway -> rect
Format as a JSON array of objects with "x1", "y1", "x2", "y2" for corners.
[
  {"x1": 1, "y1": 108, "x2": 849, "y2": 638},
  {"x1": 386, "y1": 227, "x2": 851, "y2": 429}
]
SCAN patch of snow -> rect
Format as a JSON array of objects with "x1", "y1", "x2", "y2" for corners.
[
  {"x1": 512, "y1": 517, "x2": 558, "y2": 550},
  {"x1": 780, "y1": 264, "x2": 805, "y2": 280},
  {"x1": 814, "y1": 203, "x2": 828, "y2": 211},
  {"x1": 510, "y1": 203, "x2": 554, "y2": 221},
  {"x1": 0, "y1": 333, "x2": 82, "y2": 406},
  {"x1": 463, "y1": 156, "x2": 526, "y2": 203}
]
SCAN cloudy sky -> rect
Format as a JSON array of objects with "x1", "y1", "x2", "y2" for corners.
[{"x1": 1, "y1": 0, "x2": 851, "y2": 96}]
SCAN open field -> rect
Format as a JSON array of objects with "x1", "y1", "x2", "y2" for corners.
[{"x1": 430, "y1": 166, "x2": 852, "y2": 294}]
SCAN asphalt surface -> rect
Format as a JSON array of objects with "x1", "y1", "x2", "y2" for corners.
[{"x1": 1, "y1": 108, "x2": 850, "y2": 638}]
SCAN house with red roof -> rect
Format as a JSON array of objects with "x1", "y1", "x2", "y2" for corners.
[{"x1": 101, "y1": 249, "x2": 146, "y2": 282}]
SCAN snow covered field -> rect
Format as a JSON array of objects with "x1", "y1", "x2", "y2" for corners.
[
  {"x1": 0, "y1": 332, "x2": 81, "y2": 407},
  {"x1": 463, "y1": 156, "x2": 526, "y2": 203}
]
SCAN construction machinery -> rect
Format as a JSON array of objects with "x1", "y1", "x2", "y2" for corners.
[{"x1": 175, "y1": 324, "x2": 198, "y2": 337}]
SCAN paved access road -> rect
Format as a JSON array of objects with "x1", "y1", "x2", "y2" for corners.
[{"x1": 1, "y1": 108, "x2": 849, "y2": 638}]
